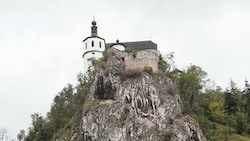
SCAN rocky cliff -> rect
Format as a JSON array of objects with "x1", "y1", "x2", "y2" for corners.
[{"x1": 54, "y1": 48, "x2": 206, "y2": 141}]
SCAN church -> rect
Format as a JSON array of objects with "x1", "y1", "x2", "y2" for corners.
[{"x1": 82, "y1": 20, "x2": 158, "y2": 74}]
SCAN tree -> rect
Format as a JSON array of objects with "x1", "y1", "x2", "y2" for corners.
[
  {"x1": 235, "y1": 112, "x2": 248, "y2": 134},
  {"x1": 177, "y1": 65, "x2": 207, "y2": 112},
  {"x1": 158, "y1": 52, "x2": 176, "y2": 73},
  {"x1": 24, "y1": 113, "x2": 52, "y2": 141},
  {"x1": 224, "y1": 80, "x2": 244, "y2": 115},
  {"x1": 209, "y1": 101, "x2": 227, "y2": 122},
  {"x1": 17, "y1": 129, "x2": 25, "y2": 141},
  {"x1": 243, "y1": 79, "x2": 250, "y2": 123},
  {"x1": 47, "y1": 84, "x2": 75, "y2": 133}
]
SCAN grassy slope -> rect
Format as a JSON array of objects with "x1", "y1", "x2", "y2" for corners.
[{"x1": 213, "y1": 123, "x2": 250, "y2": 141}]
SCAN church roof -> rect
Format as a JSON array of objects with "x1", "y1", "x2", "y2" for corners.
[{"x1": 106, "y1": 40, "x2": 157, "y2": 51}]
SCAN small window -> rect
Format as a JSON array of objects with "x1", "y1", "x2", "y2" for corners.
[
  {"x1": 99, "y1": 41, "x2": 101, "y2": 48},
  {"x1": 85, "y1": 43, "x2": 87, "y2": 49},
  {"x1": 91, "y1": 41, "x2": 94, "y2": 47},
  {"x1": 92, "y1": 52, "x2": 95, "y2": 55}
]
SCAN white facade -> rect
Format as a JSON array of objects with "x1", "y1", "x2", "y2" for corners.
[
  {"x1": 82, "y1": 20, "x2": 105, "y2": 74},
  {"x1": 111, "y1": 44, "x2": 125, "y2": 51}
]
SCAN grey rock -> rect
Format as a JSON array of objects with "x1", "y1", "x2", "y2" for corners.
[{"x1": 54, "y1": 48, "x2": 207, "y2": 141}]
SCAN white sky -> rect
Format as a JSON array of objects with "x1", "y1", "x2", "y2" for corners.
[{"x1": 1, "y1": 0, "x2": 250, "y2": 139}]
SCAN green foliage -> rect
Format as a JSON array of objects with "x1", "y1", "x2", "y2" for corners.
[
  {"x1": 118, "y1": 111, "x2": 128, "y2": 127},
  {"x1": 94, "y1": 57, "x2": 105, "y2": 68},
  {"x1": 235, "y1": 112, "x2": 248, "y2": 134},
  {"x1": 124, "y1": 69, "x2": 141, "y2": 78},
  {"x1": 47, "y1": 84, "x2": 76, "y2": 133},
  {"x1": 158, "y1": 54, "x2": 168, "y2": 73},
  {"x1": 177, "y1": 65, "x2": 207, "y2": 112},
  {"x1": 194, "y1": 90, "x2": 224, "y2": 117},
  {"x1": 85, "y1": 100, "x2": 100, "y2": 110},
  {"x1": 124, "y1": 47, "x2": 134, "y2": 52},
  {"x1": 161, "y1": 131, "x2": 174, "y2": 141},
  {"x1": 209, "y1": 101, "x2": 227, "y2": 122},
  {"x1": 224, "y1": 81, "x2": 244, "y2": 115},
  {"x1": 24, "y1": 72, "x2": 94, "y2": 141},
  {"x1": 102, "y1": 50, "x2": 108, "y2": 61},
  {"x1": 22, "y1": 51, "x2": 250, "y2": 140},
  {"x1": 143, "y1": 66, "x2": 153, "y2": 74},
  {"x1": 17, "y1": 129, "x2": 25, "y2": 141},
  {"x1": 94, "y1": 50, "x2": 109, "y2": 68},
  {"x1": 193, "y1": 79, "x2": 250, "y2": 140},
  {"x1": 158, "y1": 52, "x2": 175, "y2": 74},
  {"x1": 196, "y1": 114, "x2": 250, "y2": 141},
  {"x1": 168, "y1": 118, "x2": 174, "y2": 124},
  {"x1": 194, "y1": 115, "x2": 217, "y2": 140},
  {"x1": 24, "y1": 113, "x2": 52, "y2": 141}
]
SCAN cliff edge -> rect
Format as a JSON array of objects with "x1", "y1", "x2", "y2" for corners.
[{"x1": 54, "y1": 48, "x2": 206, "y2": 141}]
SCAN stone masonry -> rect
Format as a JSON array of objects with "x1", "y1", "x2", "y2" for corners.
[
  {"x1": 124, "y1": 49, "x2": 159, "y2": 73},
  {"x1": 107, "y1": 48, "x2": 159, "y2": 74}
]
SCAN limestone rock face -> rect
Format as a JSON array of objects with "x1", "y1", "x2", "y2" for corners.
[{"x1": 56, "y1": 48, "x2": 207, "y2": 141}]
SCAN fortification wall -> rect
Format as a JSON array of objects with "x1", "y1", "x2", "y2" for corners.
[
  {"x1": 106, "y1": 48, "x2": 159, "y2": 73},
  {"x1": 124, "y1": 50, "x2": 159, "y2": 73}
]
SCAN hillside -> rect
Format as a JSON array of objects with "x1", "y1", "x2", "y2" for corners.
[
  {"x1": 50, "y1": 48, "x2": 206, "y2": 141},
  {"x1": 22, "y1": 48, "x2": 250, "y2": 141}
]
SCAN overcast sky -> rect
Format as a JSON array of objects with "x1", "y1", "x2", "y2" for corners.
[{"x1": 1, "y1": 0, "x2": 250, "y2": 139}]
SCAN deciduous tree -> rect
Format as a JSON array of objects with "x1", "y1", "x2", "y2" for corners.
[{"x1": 209, "y1": 101, "x2": 227, "y2": 122}]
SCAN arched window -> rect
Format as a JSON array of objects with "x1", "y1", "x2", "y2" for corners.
[
  {"x1": 91, "y1": 41, "x2": 94, "y2": 47},
  {"x1": 99, "y1": 41, "x2": 101, "y2": 48}
]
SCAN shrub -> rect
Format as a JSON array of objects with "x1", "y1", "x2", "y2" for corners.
[
  {"x1": 194, "y1": 115, "x2": 216, "y2": 140},
  {"x1": 94, "y1": 57, "x2": 105, "y2": 68},
  {"x1": 158, "y1": 54, "x2": 168, "y2": 72},
  {"x1": 161, "y1": 131, "x2": 174, "y2": 141},
  {"x1": 143, "y1": 66, "x2": 153, "y2": 74},
  {"x1": 85, "y1": 100, "x2": 100, "y2": 110},
  {"x1": 94, "y1": 51, "x2": 109, "y2": 68},
  {"x1": 169, "y1": 118, "x2": 174, "y2": 124},
  {"x1": 235, "y1": 112, "x2": 248, "y2": 134},
  {"x1": 102, "y1": 50, "x2": 108, "y2": 61},
  {"x1": 125, "y1": 69, "x2": 141, "y2": 78},
  {"x1": 124, "y1": 47, "x2": 133, "y2": 52}
]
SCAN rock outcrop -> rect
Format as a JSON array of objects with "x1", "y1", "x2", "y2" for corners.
[{"x1": 54, "y1": 48, "x2": 206, "y2": 141}]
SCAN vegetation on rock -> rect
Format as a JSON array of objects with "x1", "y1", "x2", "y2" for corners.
[{"x1": 21, "y1": 50, "x2": 250, "y2": 141}]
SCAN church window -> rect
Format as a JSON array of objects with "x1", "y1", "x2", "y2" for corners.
[
  {"x1": 99, "y1": 41, "x2": 101, "y2": 48},
  {"x1": 92, "y1": 41, "x2": 94, "y2": 47}
]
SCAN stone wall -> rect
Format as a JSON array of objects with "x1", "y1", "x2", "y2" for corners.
[
  {"x1": 124, "y1": 49, "x2": 159, "y2": 73},
  {"x1": 106, "y1": 48, "x2": 159, "y2": 74}
]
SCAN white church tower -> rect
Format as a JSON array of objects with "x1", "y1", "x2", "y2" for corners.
[{"x1": 82, "y1": 20, "x2": 105, "y2": 74}]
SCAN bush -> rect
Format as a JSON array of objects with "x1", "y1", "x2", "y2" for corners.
[
  {"x1": 94, "y1": 51, "x2": 109, "y2": 68},
  {"x1": 124, "y1": 47, "x2": 133, "y2": 52},
  {"x1": 143, "y1": 66, "x2": 153, "y2": 74},
  {"x1": 94, "y1": 57, "x2": 105, "y2": 68},
  {"x1": 194, "y1": 115, "x2": 216, "y2": 140},
  {"x1": 161, "y1": 131, "x2": 174, "y2": 141},
  {"x1": 102, "y1": 50, "x2": 108, "y2": 61},
  {"x1": 168, "y1": 118, "x2": 174, "y2": 124},
  {"x1": 235, "y1": 112, "x2": 248, "y2": 134},
  {"x1": 125, "y1": 69, "x2": 141, "y2": 78}
]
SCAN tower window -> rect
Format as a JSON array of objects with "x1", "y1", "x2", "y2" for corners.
[
  {"x1": 92, "y1": 41, "x2": 94, "y2": 47},
  {"x1": 99, "y1": 41, "x2": 101, "y2": 48}
]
